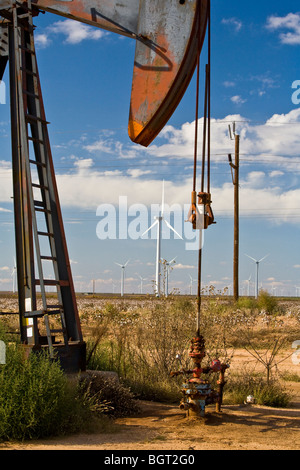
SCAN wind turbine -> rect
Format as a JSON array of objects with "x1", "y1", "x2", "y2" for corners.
[
  {"x1": 142, "y1": 181, "x2": 182, "y2": 297},
  {"x1": 11, "y1": 257, "x2": 17, "y2": 294},
  {"x1": 164, "y1": 257, "x2": 177, "y2": 297},
  {"x1": 189, "y1": 274, "x2": 197, "y2": 295},
  {"x1": 138, "y1": 275, "x2": 147, "y2": 294},
  {"x1": 245, "y1": 274, "x2": 251, "y2": 297},
  {"x1": 115, "y1": 260, "x2": 130, "y2": 297},
  {"x1": 245, "y1": 254, "x2": 269, "y2": 299}
]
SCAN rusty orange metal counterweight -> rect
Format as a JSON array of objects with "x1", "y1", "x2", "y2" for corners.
[
  {"x1": 29, "y1": 0, "x2": 209, "y2": 146},
  {"x1": 0, "y1": 0, "x2": 209, "y2": 372}
]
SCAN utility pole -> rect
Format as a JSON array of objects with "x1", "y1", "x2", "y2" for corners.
[{"x1": 228, "y1": 123, "x2": 240, "y2": 301}]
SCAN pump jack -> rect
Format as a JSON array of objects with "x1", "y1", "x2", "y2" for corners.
[{"x1": 0, "y1": 0, "x2": 209, "y2": 372}]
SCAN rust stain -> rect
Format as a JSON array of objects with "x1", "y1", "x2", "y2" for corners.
[
  {"x1": 129, "y1": 0, "x2": 209, "y2": 147},
  {"x1": 129, "y1": 33, "x2": 176, "y2": 142}
]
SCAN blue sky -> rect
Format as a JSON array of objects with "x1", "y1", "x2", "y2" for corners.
[{"x1": 1, "y1": 0, "x2": 300, "y2": 296}]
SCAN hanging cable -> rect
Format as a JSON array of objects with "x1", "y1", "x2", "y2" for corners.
[
  {"x1": 191, "y1": 0, "x2": 213, "y2": 336},
  {"x1": 207, "y1": 1, "x2": 211, "y2": 195},
  {"x1": 190, "y1": 0, "x2": 203, "y2": 238}
]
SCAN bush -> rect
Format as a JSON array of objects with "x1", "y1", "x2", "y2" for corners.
[
  {"x1": 224, "y1": 370, "x2": 291, "y2": 408},
  {"x1": 0, "y1": 341, "x2": 105, "y2": 441},
  {"x1": 257, "y1": 291, "x2": 281, "y2": 315},
  {"x1": 236, "y1": 297, "x2": 257, "y2": 310},
  {"x1": 80, "y1": 373, "x2": 140, "y2": 418},
  {"x1": 86, "y1": 298, "x2": 234, "y2": 403}
]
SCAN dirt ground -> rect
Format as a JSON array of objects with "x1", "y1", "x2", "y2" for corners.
[
  {"x1": 0, "y1": 394, "x2": 299, "y2": 451},
  {"x1": 1, "y1": 376, "x2": 299, "y2": 451}
]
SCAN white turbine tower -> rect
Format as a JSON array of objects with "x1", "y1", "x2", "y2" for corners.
[
  {"x1": 245, "y1": 274, "x2": 251, "y2": 297},
  {"x1": 138, "y1": 275, "x2": 147, "y2": 294},
  {"x1": 164, "y1": 257, "x2": 176, "y2": 297},
  {"x1": 115, "y1": 260, "x2": 130, "y2": 297},
  {"x1": 189, "y1": 274, "x2": 197, "y2": 295},
  {"x1": 11, "y1": 257, "x2": 17, "y2": 293},
  {"x1": 142, "y1": 181, "x2": 182, "y2": 297},
  {"x1": 245, "y1": 254, "x2": 269, "y2": 299}
]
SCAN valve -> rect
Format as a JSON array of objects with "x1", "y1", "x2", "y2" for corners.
[{"x1": 171, "y1": 334, "x2": 229, "y2": 418}]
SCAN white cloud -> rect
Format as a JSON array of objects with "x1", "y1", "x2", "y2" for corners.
[
  {"x1": 84, "y1": 139, "x2": 115, "y2": 154},
  {"x1": 127, "y1": 169, "x2": 152, "y2": 178},
  {"x1": 74, "y1": 158, "x2": 94, "y2": 171},
  {"x1": 221, "y1": 18, "x2": 243, "y2": 32},
  {"x1": 231, "y1": 95, "x2": 247, "y2": 105},
  {"x1": 52, "y1": 153, "x2": 300, "y2": 226},
  {"x1": 35, "y1": 33, "x2": 50, "y2": 49},
  {"x1": 147, "y1": 109, "x2": 300, "y2": 164},
  {"x1": 49, "y1": 19, "x2": 106, "y2": 44},
  {"x1": 266, "y1": 13, "x2": 300, "y2": 45},
  {"x1": 173, "y1": 264, "x2": 195, "y2": 270},
  {"x1": 223, "y1": 81, "x2": 236, "y2": 88},
  {"x1": 270, "y1": 170, "x2": 284, "y2": 178},
  {"x1": 36, "y1": 19, "x2": 108, "y2": 47},
  {"x1": 1, "y1": 111, "x2": 300, "y2": 227}
]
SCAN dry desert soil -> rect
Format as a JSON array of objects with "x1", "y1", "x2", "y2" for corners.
[{"x1": 1, "y1": 378, "x2": 299, "y2": 451}]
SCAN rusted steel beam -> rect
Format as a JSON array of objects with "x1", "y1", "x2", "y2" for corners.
[
  {"x1": 21, "y1": 0, "x2": 208, "y2": 147},
  {"x1": 32, "y1": 0, "x2": 140, "y2": 38}
]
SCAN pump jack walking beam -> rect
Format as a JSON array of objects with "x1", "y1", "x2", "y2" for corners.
[
  {"x1": 0, "y1": 0, "x2": 209, "y2": 372},
  {"x1": 3, "y1": 0, "x2": 209, "y2": 146}
]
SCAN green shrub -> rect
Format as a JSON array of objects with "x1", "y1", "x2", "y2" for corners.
[
  {"x1": 236, "y1": 297, "x2": 257, "y2": 310},
  {"x1": 281, "y1": 372, "x2": 300, "y2": 383},
  {"x1": 0, "y1": 341, "x2": 104, "y2": 441},
  {"x1": 254, "y1": 383, "x2": 291, "y2": 408},
  {"x1": 257, "y1": 290, "x2": 281, "y2": 315},
  {"x1": 224, "y1": 371, "x2": 291, "y2": 408}
]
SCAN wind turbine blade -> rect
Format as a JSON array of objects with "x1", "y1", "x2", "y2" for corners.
[
  {"x1": 115, "y1": 262, "x2": 123, "y2": 267},
  {"x1": 163, "y1": 220, "x2": 183, "y2": 240},
  {"x1": 259, "y1": 254, "x2": 270, "y2": 263},
  {"x1": 142, "y1": 220, "x2": 158, "y2": 237},
  {"x1": 124, "y1": 259, "x2": 130, "y2": 267},
  {"x1": 245, "y1": 254, "x2": 257, "y2": 262},
  {"x1": 169, "y1": 257, "x2": 177, "y2": 265}
]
